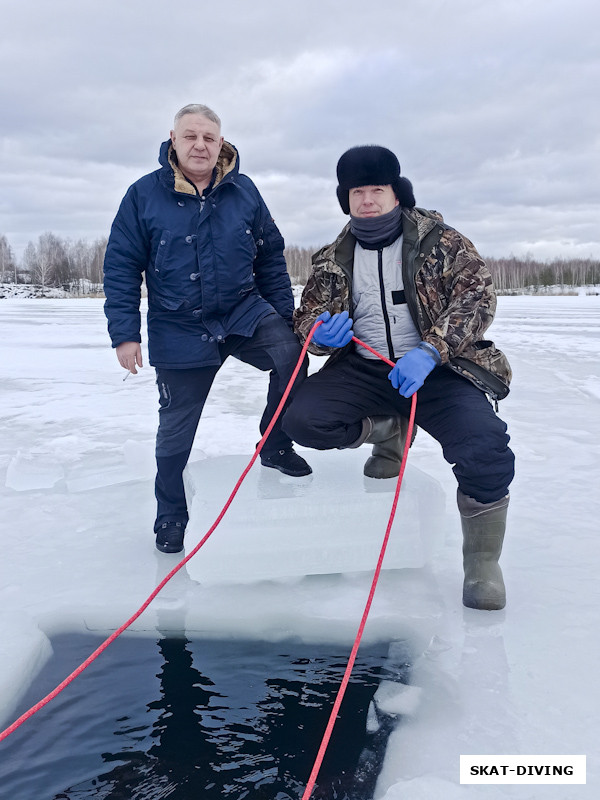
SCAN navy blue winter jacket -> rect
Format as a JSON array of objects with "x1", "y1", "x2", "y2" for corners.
[{"x1": 103, "y1": 140, "x2": 294, "y2": 368}]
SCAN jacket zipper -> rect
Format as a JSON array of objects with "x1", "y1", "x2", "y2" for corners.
[
  {"x1": 402, "y1": 236, "x2": 428, "y2": 331},
  {"x1": 377, "y1": 249, "x2": 396, "y2": 361}
]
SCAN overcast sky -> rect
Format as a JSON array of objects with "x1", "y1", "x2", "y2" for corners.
[{"x1": 1, "y1": 0, "x2": 598, "y2": 261}]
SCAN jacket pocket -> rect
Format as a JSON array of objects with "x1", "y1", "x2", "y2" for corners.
[
  {"x1": 153, "y1": 230, "x2": 172, "y2": 272},
  {"x1": 152, "y1": 295, "x2": 188, "y2": 311},
  {"x1": 238, "y1": 222, "x2": 258, "y2": 261},
  {"x1": 450, "y1": 352, "x2": 511, "y2": 400},
  {"x1": 157, "y1": 379, "x2": 172, "y2": 410}
]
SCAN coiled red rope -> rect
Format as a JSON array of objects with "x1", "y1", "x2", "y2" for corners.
[{"x1": 0, "y1": 322, "x2": 417, "y2": 800}]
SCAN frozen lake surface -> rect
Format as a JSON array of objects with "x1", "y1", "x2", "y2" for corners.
[{"x1": 0, "y1": 295, "x2": 599, "y2": 798}]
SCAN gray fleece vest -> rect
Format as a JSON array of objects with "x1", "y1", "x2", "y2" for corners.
[{"x1": 352, "y1": 236, "x2": 421, "y2": 361}]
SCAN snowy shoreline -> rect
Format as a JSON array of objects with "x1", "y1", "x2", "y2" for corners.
[{"x1": 2, "y1": 281, "x2": 600, "y2": 301}]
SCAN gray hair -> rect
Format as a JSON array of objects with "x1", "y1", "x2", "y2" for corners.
[{"x1": 173, "y1": 104, "x2": 221, "y2": 129}]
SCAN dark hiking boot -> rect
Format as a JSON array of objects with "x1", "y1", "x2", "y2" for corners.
[
  {"x1": 458, "y1": 490, "x2": 509, "y2": 610},
  {"x1": 155, "y1": 521, "x2": 185, "y2": 554},
  {"x1": 260, "y1": 448, "x2": 312, "y2": 477}
]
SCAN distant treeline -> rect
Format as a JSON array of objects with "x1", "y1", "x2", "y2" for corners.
[
  {"x1": 484, "y1": 255, "x2": 600, "y2": 294},
  {"x1": 1, "y1": 233, "x2": 599, "y2": 295},
  {"x1": 285, "y1": 246, "x2": 600, "y2": 293},
  {"x1": 0, "y1": 233, "x2": 107, "y2": 295}
]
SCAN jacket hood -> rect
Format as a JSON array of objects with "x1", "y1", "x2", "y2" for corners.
[{"x1": 158, "y1": 139, "x2": 239, "y2": 195}]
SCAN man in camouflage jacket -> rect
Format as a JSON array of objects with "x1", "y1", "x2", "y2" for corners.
[{"x1": 283, "y1": 145, "x2": 515, "y2": 610}]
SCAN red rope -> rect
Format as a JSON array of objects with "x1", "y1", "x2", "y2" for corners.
[
  {"x1": 0, "y1": 322, "x2": 417, "y2": 800},
  {"x1": 352, "y1": 334, "x2": 396, "y2": 367},
  {"x1": 300, "y1": 335, "x2": 415, "y2": 799}
]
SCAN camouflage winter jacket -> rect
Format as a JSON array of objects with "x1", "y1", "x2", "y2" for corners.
[{"x1": 293, "y1": 207, "x2": 512, "y2": 401}]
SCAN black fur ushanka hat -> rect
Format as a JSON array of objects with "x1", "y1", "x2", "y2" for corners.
[{"x1": 336, "y1": 145, "x2": 416, "y2": 214}]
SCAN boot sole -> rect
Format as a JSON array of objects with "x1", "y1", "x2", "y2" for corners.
[
  {"x1": 260, "y1": 461, "x2": 312, "y2": 477},
  {"x1": 463, "y1": 583, "x2": 506, "y2": 610},
  {"x1": 156, "y1": 542, "x2": 184, "y2": 554},
  {"x1": 155, "y1": 535, "x2": 185, "y2": 554},
  {"x1": 363, "y1": 457, "x2": 400, "y2": 479}
]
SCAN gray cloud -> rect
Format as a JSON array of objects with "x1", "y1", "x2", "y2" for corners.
[{"x1": 1, "y1": 0, "x2": 598, "y2": 260}]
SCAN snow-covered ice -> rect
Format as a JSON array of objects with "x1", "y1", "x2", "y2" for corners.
[{"x1": 0, "y1": 295, "x2": 599, "y2": 797}]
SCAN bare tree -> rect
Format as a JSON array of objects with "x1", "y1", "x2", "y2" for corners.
[
  {"x1": 285, "y1": 245, "x2": 317, "y2": 285},
  {"x1": 22, "y1": 241, "x2": 44, "y2": 290},
  {"x1": 89, "y1": 237, "x2": 107, "y2": 285},
  {"x1": 0, "y1": 235, "x2": 16, "y2": 283},
  {"x1": 40, "y1": 232, "x2": 70, "y2": 287},
  {"x1": 20, "y1": 232, "x2": 72, "y2": 291}
]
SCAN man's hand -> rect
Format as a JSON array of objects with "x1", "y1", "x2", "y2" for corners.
[
  {"x1": 312, "y1": 310, "x2": 354, "y2": 348},
  {"x1": 116, "y1": 342, "x2": 143, "y2": 374},
  {"x1": 388, "y1": 345, "x2": 438, "y2": 397}
]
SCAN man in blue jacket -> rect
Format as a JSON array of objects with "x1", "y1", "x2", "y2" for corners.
[{"x1": 104, "y1": 104, "x2": 311, "y2": 554}]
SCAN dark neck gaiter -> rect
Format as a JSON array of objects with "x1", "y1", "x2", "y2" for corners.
[{"x1": 349, "y1": 204, "x2": 403, "y2": 250}]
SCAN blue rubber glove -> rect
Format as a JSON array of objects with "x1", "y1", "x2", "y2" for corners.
[
  {"x1": 312, "y1": 310, "x2": 354, "y2": 348},
  {"x1": 388, "y1": 344, "x2": 439, "y2": 397}
]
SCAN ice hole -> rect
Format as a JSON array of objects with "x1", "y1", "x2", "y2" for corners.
[{"x1": 0, "y1": 633, "x2": 414, "y2": 800}]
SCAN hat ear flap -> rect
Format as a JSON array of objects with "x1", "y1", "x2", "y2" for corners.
[
  {"x1": 394, "y1": 176, "x2": 416, "y2": 208},
  {"x1": 336, "y1": 185, "x2": 350, "y2": 215}
]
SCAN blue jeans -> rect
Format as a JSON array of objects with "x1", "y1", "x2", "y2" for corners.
[
  {"x1": 154, "y1": 313, "x2": 307, "y2": 530},
  {"x1": 282, "y1": 352, "x2": 514, "y2": 504}
]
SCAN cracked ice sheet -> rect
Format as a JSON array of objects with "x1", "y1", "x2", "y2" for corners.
[{"x1": 0, "y1": 295, "x2": 599, "y2": 798}]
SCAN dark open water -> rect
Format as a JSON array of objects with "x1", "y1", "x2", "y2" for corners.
[{"x1": 0, "y1": 635, "x2": 410, "y2": 800}]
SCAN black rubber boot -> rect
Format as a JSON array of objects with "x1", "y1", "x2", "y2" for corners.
[
  {"x1": 458, "y1": 490, "x2": 509, "y2": 610},
  {"x1": 260, "y1": 448, "x2": 312, "y2": 477}
]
